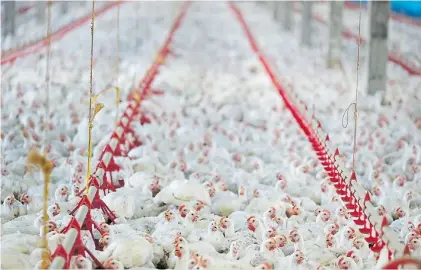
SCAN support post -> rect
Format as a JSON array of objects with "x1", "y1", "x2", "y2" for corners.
[
  {"x1": 283, "y1": 1, "x2": 293, "y2": 31},
  {"x1": 268, "y1": 1, "x2": 277, "y2": 18},
  {"x1": 274, "y1": 2, "x2": 281, "y2": 21},
  {"x1": 3, "y1": 1, "x2": 16, "y2": 37},
  {"x1": 61, "y1": 1, "x2": 68, "y2": 14},
  {"x1": 327, "y1": 1, "x2": 344, "y2": 68},
  {"x1": 37, "y1": 2, "x2": 45, "y2": 23},
  {"x1": 301, "y1": 2, "x2": 313, "y2": 45},
  {"x1": 367, "y1": 1, "x2": 390, "y2": 96}
]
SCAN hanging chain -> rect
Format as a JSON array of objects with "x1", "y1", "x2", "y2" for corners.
[
  {"x1": 86, "y1": 0, "x2": 95, "y2": 194},
  {"x1": 44, "y1": 0, "x2": 52, "y2": 155}
]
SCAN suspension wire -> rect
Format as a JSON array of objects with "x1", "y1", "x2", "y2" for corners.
[
  {"x1": 351, "y1": 0, "x2": 362, "y2": 171},
  {"x1": 26, "y1": 148, "x2": 53, "y2": 269},
  {"x1": 40, "y1": 2, "x2": 53, "y2": 266},
  {"x1": 136, "y1": 1, "x2": 140, "y2": 43},
  {"x1": 342, "y1": 0, "x2": 362, "y2": 171},
  {"x1": 113, "y1": 2, "x2": 121, "y2": 126},
  {"x1": 116, "y1": 2, "x2": 120, "y2": 86},
  {"x1": 44, "y1": 0, "x2": 52, "y2": 154},
  {"x1": 86, "y1": 0, "x2": 95, "y2": 194}
]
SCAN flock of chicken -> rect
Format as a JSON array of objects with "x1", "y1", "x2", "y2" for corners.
[{"x1": 1, "y1": 1, "x2": 421, "y2": 270}]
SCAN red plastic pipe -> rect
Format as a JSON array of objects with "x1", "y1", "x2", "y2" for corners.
[
  {"x1": 293, "y1": 3, "x2": 421, "y2": 76},
  {"x1": 1, "y1": 2, "x2": 123, "y2": 66}
]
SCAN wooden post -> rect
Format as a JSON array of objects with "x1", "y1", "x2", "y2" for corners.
[
  {"x1": 3, "y1": 1, "x2": 16, "y2": 36},
  {"x1": 301, "y1": 2, "x2": 312, "y2": 45},
  {"x1": 367, "y1": 1, "x2": 390, "y2": 96},
  {"x1": 37, "y1": 2, "x2": 45, "y2": 22},
  {"x1": 327, "y1": 1, "x2": 344, "y2": 68},
  {"x1": 283, "y1": 1, "x2": 293, "y2": 31}
]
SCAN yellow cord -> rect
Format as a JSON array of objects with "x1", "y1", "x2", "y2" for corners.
[
  {"x1": 86, "y1": 0, "x2": 95, "y2": 194},
  {"x1": 27, "y1": 148, "x2": 53, "y2": 269}
]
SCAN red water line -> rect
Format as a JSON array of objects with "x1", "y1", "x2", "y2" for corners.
[
  {"x1": 1, "y1": 2, "x2": 123, "y2": 66},
  {"x1": 344, "y1": 1, "x2": 421, "y2": 28},
  {"x1": 230, "y1": 3, "x2": 314, "y2": 138},
  {"x1": 293, "y1": 3, "x2": 421, "y2": 76},
  {"x1": 18, "y1": 4, "x2": 36, "y2": 14}
]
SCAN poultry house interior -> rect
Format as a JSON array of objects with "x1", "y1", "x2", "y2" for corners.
[{"x1": 1, "y1": 1, "x2": 421, "y2": 270}]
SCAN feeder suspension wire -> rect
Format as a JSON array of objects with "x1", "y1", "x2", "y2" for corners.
[
  {"x1": 44, "y1": 0, "x2": 52, "y2": 154},
  {"x1": 116, "y1": 2, "x2": 120, "y2": 86},
  {"x1": 41, "y1": 161, "x2": 51, "y2": 268},
  {"x1": 352, "y1": 0, "x2": 362, "y2": 171},
  {"x1": 342, "y1": 0, "x2": 362, "y2": 172},
  {"x1": 86, "y1": 0, "x2": 95, "y2": 194}
]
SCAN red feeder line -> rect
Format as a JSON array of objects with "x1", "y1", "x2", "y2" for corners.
[
  {"x1": 229, "y1": 2, "x2": 404, "y2": 259},
  {"x1": 50, "y1": 2, "x2": 191, "y2": 268}
]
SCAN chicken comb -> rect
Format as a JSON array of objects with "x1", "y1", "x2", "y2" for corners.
[{"x1": 247, "y1": 216, "x2": 255, "y2": 222}]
